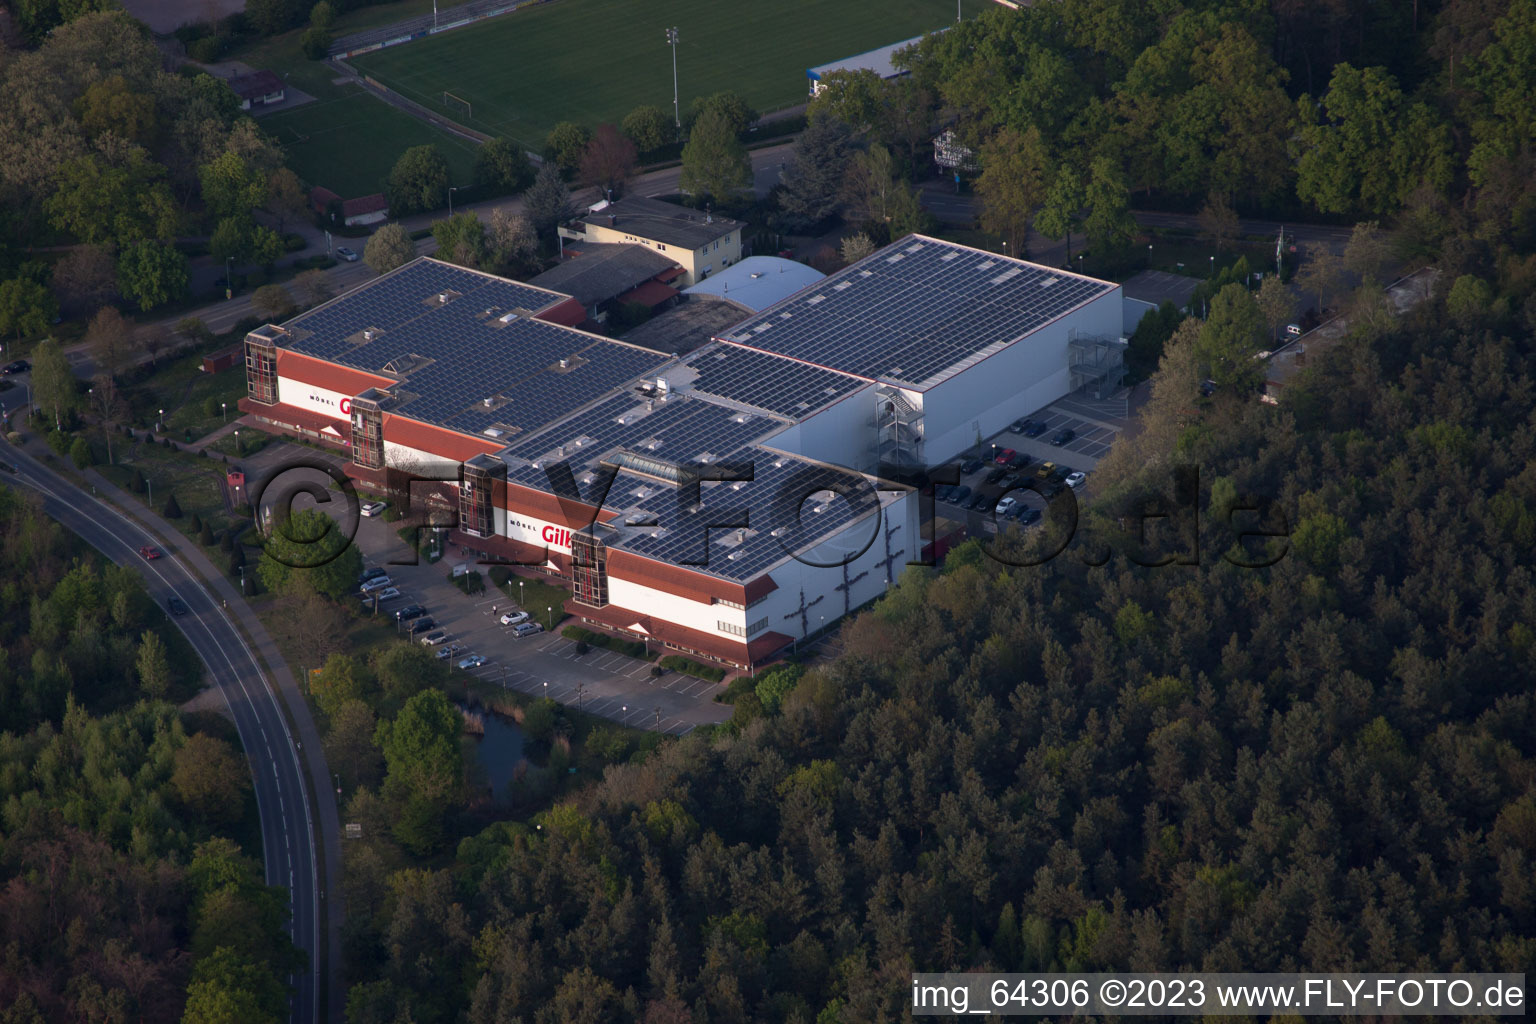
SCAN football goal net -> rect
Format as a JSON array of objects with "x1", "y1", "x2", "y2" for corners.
[{"x1": 442, "y1": 92, "x2": 473, "y2": 120}]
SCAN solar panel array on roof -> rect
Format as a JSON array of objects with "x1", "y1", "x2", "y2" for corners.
[
  {"x1": 686, "y1": 344, "x2": 868, "y2": 418},
  {"x1": 719, "y1": 236, "x2": 1117, "y2": 390},
  {"x1": 279, "y1": 258, "x2": 667, "y2": 436}
]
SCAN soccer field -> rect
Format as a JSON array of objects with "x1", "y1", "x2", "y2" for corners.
[
  {"x1": 262, "y1": 90, "x2": 481, "y2": 200},
  {"x1": 352, "y1": 0, "x2": 984, "y2": 150}
]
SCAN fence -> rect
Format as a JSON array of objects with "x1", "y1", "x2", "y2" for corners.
[{"x1": 329, "y1": 0, "x2": 556, "y2": 59}]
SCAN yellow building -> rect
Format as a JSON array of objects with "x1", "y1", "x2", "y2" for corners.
[{"x1": 560, "y1": 195, "x2": 744, "y2": 287}]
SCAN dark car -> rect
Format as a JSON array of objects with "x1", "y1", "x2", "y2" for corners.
[
  {"x1": 1050, "y1": 427, "x2": 1077, "y2": 446},
  {"x1": 1022, "y1": 420, "x2": 1047, "y2": 437},
  {"x1": 1009, "y1": 418, "x2": 1029, "y2": 433},
  {"x1": 948, "y1": 485, "x2": 972, "y2": 504},
  {"x1": 1008, "y1": 452, "x2": 1031, "y2": 468},
  {"x1": 1050, "y1": 464, "x2": 1072, "y2": 481},
  {"x1": 934, "y1": 483, "x2": 954, "y2": 501},
  {"x1": 358, "y1": 566, "x2": 388, "y2": 584},
  {"x1": 2, "y1": 359, "x2": 30, "y2": 375},
  {"x1": 985, "y1": 467, "x2": 1008, "y2": 485},
  {"x1": 997, "y1": 472, "x2": 1020, "y2": 489},
  {"x1": 167, "y1": 596, "x2": 189, "y2": 616},
  {"x1": 408, "y1": 617, "x2": 438, "y2": 636},
  {"x1": 967, "y1": 493, "x2": 992, "y2": 512},
  {"x1": 1017, "y1": 506, "x2": 1043, "y2": 525},
  {"x1": 959, "y1": 457, "x2": 984, "y2": 475},
  {"x1": 395, "y1": 604, "x2": 427, "y2": 622}
]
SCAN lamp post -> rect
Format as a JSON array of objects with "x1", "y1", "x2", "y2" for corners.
[
  {"x1": 448, "y1": 186, "x2": 458, "y2": 217},
  {"x1": 221, "y1": 401, "x2": 227, "y2": 424},
  {"x1": 547, "y1": 605, "x2": 552, "y2": 631},
  {"x1": 1210, "y1": 254, "x2": 1215, "y2": 277},
  {"x1": 225, "y1": 257, "x2": 232, "y2": 301},
  {"x1": 158, "y1": 408, "x2": 165, "y2": 432},
  {"x1": 666, "y1": 28, "x2": 680, "y2": 140},
  {"x1": 146, "y1": 477, "x2": 153, "y2": 506},
  {"x1": 233, "y1": 428, "x2": 240, "y2": 456},
  {"x1": 238, "y1": 564, "x2": 245, "y2": 594},
  {"x1": 518, "y1": 580, "x2": 524, "y2": 607}
]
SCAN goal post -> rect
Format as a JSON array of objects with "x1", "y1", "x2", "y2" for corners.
[{"x1": 442, "y1": 91, "x2": 472, "y2": 120}]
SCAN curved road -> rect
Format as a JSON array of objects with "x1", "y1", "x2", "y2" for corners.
[{"x1": 1, "y1": 443, "x2": 324, "y2": 1024}]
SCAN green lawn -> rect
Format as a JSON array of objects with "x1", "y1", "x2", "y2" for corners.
[
  {"x1": 353, "y1": 0, "x2": 982, "y2": 150},
  {"x1": 261, "y1": 90, "x2": 481, "y2": 199}
]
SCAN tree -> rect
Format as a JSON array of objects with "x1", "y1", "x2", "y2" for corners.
[
  {"x1": 269, "y1": 577, "x2": 349, "y2": 669},
  {"x1": 45, "y1": 152, "x2": 180, "y2": 248},
  {"x1": 265, "y1": 168, "x2": 308, "y2": 234},
  {"x1": 324, "y1": 699, "x2": 383, "y2": 792},
  {"x1": 210, "y1": 217, "x2": 253, "y2": 266},
  {"x1": 252, "y1": 284, "x2": 295, "y2": 321},
  {"x1": 363, "y1": 223, "x2": 415, "y2": 275},
  {"x1": 246, "y1": 0, "x2": 307, "y2": 34},
  {"x1": 679, "y1": 107, "x2": 751, "y2": 206},
  {"x1": 777, "y1": 116, "x2": 852, "y2": 232},
  {"x1": 294, "y1": 268, "x2": 333, "y2": 307},
  {"x1": 976, "y1": 126, "x2": 1051, "y2": 255},
  {"x1": 75, "y1": 74, "x2": 157, "y2": 147},
  {"x1": 840, "y1": 233, "x2": 876, "y2": 265},
  {"x1": 1295, "y1": 242, "x2": 1344, "y2": 314},
  {"x1": 1255, "y1": 274, "x2": 1296, "y2": 342},
  {"x1": 255, "y1": 506, "x2": 363, "y2": 600},
  {"x1": 545, "y1": 122, "x2": 591, "y2": 175},
  {"x1": 579, "y1": 123, "x2": 637, "y2": 198},
  {"x1": 487, "y1": 209, "x2": 538, "y2": 274},
  {"x1": 309, "y1": 652, "x2": 366, "y2": 718},
  {"x1": 30, "y1": 338, "x2": 76, "y2": 427},
  {"x1": 807, "y1": 69, "x2": 885, "y2": 133},
  {"x1": 300, "y1": 24, "x2": 331, "y2": 59},
  {"x1": 1197, "y1": 193, "x2": 1241, "y2": 252},
  {"x1": 173, "y1": 732, "x2": 249, "y2": 822},
  {"x1": 90, "y1": 372, "x2": 128, "y2": 464},
  {"x1": 50, "y1": 244, "x2": 118, "y2": 318},
  {"x1": 375, "y1": 688, "x2": 462, "y2": 806},
  {"x1": 386, "y1": 145, "x2": 450, "y2": 217},
  {"x1": 1294, "y1": 63, "x2": 1454, "y2": 216},
  {"x1": 136, "y1": 629, "x2": 171, "y2": 698},
  {"x1": 117, "y1": 241, "x2": 188, "y2": 311},
  {"x1": 1036, "y1": 166, "x2": 1085, "y2": 263},
  {"x1": 472, "y1": 137, "x2": 534, "y2": 193},
  {"x1": 164, "y1": 493, "x2": 182, "y2": 517},
  {"x1": 199, "y1": 151, "x2": 269, "y2": 221},
  {"x1": 85, "y1": 306, "x2": 135, "y2": 378},
  {"x1": 0, "y1": 278, "x2": 56, "y2": 341},
  {"x1": 523, "y1": 162, "x2": 574, "y2": 239},
  {"x1": 688, "y1": 91, "x2": 757, "y2": 137},
  {"x1": 1343, "y1": 220, "x2": 1392, "y2": 286},
  {"x1": 250, "y1": 225, "x2": 285, "y2": 269},
  {"x1": 1082, "y1": 155, "x2": 1136, "y2": 270},
  {"x1": 1196, "y1": 283, "x2": 1266, "y2": 392},
  {"x1": 430, "y1": 212, "x2": 487, "y2": 269},
  {"x1": 622, "y1": 105, "x2": 672, "y2": 154}
]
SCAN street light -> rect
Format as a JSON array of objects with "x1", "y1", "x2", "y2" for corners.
[
  {"x1": 665, "y1": 28, "x2": 680, "y2": 140},
  {"x1": 547, "y1": 605, "x2": 552, "y2": 630},
  {"x1": 518, "y1": 580, "x2": 524, "y2": 607},
  {"x1": 233, "y1": 428, "x2": 240, "y2": 456},
  {"x1": 448, "y1": 186, "x2": 458, "y2": 217},
  {"x1": 225, "y1": 257, "x2": 233, "y2": 301},
  {"x1": 158, "y1": 407, "x2": 165, "y2": 432},
  {"x1": 221, "y1": 401, "x2": 227, "y2": 424}
]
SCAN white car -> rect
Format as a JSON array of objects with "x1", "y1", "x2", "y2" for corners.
[
  {"x1": 420, "y1": 630, "x2": 450, "y2": 646},
  {"x1": 1065, "y1": 471, "x2": 1087, "y2": 489},
  {"x1": 499, "y1": 609, "x2": 529, "y2": 626},
  {"x1": 994, "y1": 496, "x2": 1018, "y2": 517},
  {"x1": 456, "y1": 654, "x2": 487, "y2": 670},
  {"x1": 359, "y1": 575, "x2": 392, "y2": 592},
  {"x1": 435, "y1": 644, "x2": 461, "y2": 660},
  {"x1": 361, "y1": 587, "x2": 400, "y2": 602},
  {"x1": 336, "y1": 246, "x2": 359, "y2": 262},
  {"x1": 360, "y1": 500, "x2": 387, "y2": 517}
]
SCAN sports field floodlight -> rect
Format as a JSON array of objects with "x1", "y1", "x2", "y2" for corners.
[{"x1": 666, "y1": 28, "x2": 680, "y2": 139}]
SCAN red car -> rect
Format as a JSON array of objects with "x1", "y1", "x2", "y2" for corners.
[
  {"x1": 139, "y1": 545, "x2": 161, "y2": 560},
  {"x1": 994, "y1": 448, "x2": 1016, "y2": 466}
]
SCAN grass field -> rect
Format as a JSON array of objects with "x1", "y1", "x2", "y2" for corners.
[
  {"x1": 353, "y1": 0, "x2": 986, "y2": 150},
  {"x1": 262, "y1": 91, "x2": 481, "y2": 199}
]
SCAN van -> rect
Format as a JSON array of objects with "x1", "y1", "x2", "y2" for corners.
[{"x1": 1285, "y1": 323, "x2": 1303, "y2": 338}]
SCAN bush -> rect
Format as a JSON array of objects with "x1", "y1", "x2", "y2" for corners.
[
  {"x1": 283, "y1": 233, "x2": 307, "y2": 252},
  {"x1": 177, "y1": 316, "x2": 213, "y2": 343},
  {"x1": 650, "y1": 665, "x2": 664, "y2": 678},
  {"x1": 187, "y1": 35, "x2": 227, "y2": 63},
  {"x1": 69, "y1": 436, "x2": 92, "y2": 469},
  {"x1": 163, "y1": 494, "x2": 182, "y2": 518},
  {"x1": 189, "y1": 513, "x2": 203, "y2": 534},
  {"x1": 559, "y1": 625, "x2": 648, "y2": 659},
  {"x1": 659, "y1": 655, "x2": 726, "y2": 682},
  {"x1": 220, "y1": 529, "x2": 235, "y2": 553},
  {"x1": 201, "y1": 396, "x2": 219, "y2": 418},
  {"x1": 574, "y1": 641, "x2": 591, "y2": 656},
  {"x1": 45, "y1": 431, "x2": 72, "y2": 457},
  {"x1": 199, "y1": 522, "x2": 216, "y2": 546},
  {"x1": 130, "y1": 469, "x2": 146, "y2": 494},
  {"x1": 488, "y1": 565, "x2": 511, "y2": 587},
  {"x1": 162, "y1": 437, "x2": 173, "y2": 450}
]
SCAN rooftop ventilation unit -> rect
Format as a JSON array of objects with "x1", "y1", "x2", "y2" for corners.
[
  {"x1": 559, "y1": 358, "x2": 569, "y2": 369},
  {"x1": 438, "y1": 292, "x2": 450, "y2": 304},
  {"x1": 499, "y1": 312, "x2": 519, "y2": 323}
]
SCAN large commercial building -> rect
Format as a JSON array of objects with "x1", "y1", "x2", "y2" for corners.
[{"x1": 239, "y1": 237, "x2": 1123, "y2": 671}]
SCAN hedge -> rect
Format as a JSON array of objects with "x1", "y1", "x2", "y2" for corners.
[
  {"x1": 659, "y1": 655, "x2": 726, "y2": 682},
  {"x1": 560, "y1": 625, "x2": 651, "y2": 660}
]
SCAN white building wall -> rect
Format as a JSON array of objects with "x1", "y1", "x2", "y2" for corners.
[
  {"x1": 1124, "y1": 296, "x2": 1157, "y2": 334},
  {"x1": 606, "y1": 576, "x2": 736, "y2": 638},
  {"x1": 922, "y1": 287, "x2": 1123, "y2": 464},
  {"x1": 382, "y1": 439, "x2": 461, "y2": 476},
  {"x1": 277, "y1": 374, "x2": 352, "y2": 423},
  {"x1": 760, "y1": 386, "x2": 876, "y2": 470}
]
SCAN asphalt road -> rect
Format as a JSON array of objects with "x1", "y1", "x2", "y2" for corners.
[{"x1": 0, "y1": 444, "x2": 323, "y2": 1024}]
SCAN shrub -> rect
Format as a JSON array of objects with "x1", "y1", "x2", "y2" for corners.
[
  {"x1": 659, "y1": 655, "x2": 726, "y2": 682},
  {"x1": 650, "y1": 665, "x2": 664, "y2": 678},
  {"x1": 130, "y1": 469, "x2": 146, "y2": 493},
  {"x1": 199, "y1": 522, "x2": 216, "y2": 546},
  {"x1": 202, "y1": 396, "x2": 219, "y2": 418},
  {"x1": 188, "y1": 35, "x2": 226, "y2": 63},
  {"x1": 220, "y1": 529, "x2": 235, "y2": 553},
  {"x1": 189, "y1": 513, "x2": 203, "y2": 534},
  {"x1": 69, "y1": 436, "x2": 92, "y2": 469},
  {"x1": 300, "y1": 25, "x2": 331, "y2": 60},
  {"x1": 574, "y1": 641, "x2": 590, "y2": 656},
  {"x1": 46, "y1": 431, "x2": 72, "y2": 457},
  {"x1": 488, "y1": 565, "x2": 511, "y2": 587},
  {"x1": 163, "y1": 494, "x2": 182, "y2": 518},
  {"x1": 162, "y1": 437, "x2": 173, "y2": 449}
]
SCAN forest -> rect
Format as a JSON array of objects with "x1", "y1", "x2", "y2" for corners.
[{"x1": 0, "y1": 488, "x2": 300, "y2": 1022}]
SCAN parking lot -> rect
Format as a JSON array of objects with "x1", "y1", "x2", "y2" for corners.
[
  {"x1": 933, "y1": 388, "x2": 1131, "y2": 528},
  {"x1": 257, "y1": 455, "x2": 732, "y2": 735}
]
